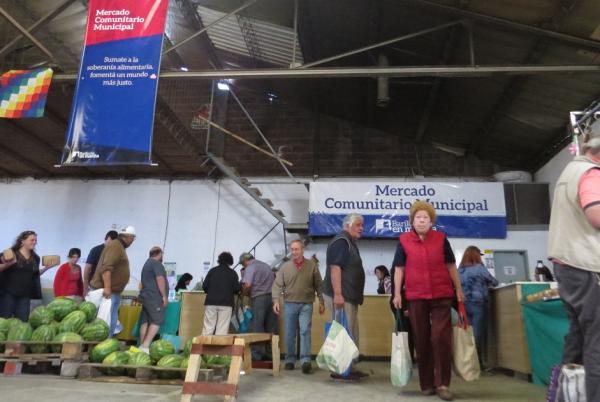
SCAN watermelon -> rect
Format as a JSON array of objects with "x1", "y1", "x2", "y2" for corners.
[
  {"x1": 90, "y1": 338, "x2": 120, "y2": 363},
  {"x1": 80, "y1": 322, "x2": 109, "y2": 341},
  {"x1": 157, "y1": 354, "x2": 185, "y2": 379},
  {"x1": 183, "y1": 339, "x2": 192, "y2": 357},
  {"x1": 0, "y1": 331, "x2": 5, "y2": 352},
  {"x1": 7, "y1": 322, "x2": 33, "y2": 341},
  {"x1": 91, "y1": 318, "x2": 109, "y2": 331},
  {"x1": 48, "y1": 321, "x2": 60, "y2": 337},
  {"x1": 203, "y1": 355, "x2": 232, "y2": 367},
  {"x1": 6, "y1": 317, "x2": 22, "y2": 332},
  {"x1": 127, "y1": 351, "x2": 152, "y2": 377},
  {"x1": 149, "y1": 339, "x2": 175, "y2": 363},
  {"x1": 180, "y1": 356, "x2": 189, "y2": 369},
  {"x1": 47, "y1": 298, "x2": 77, "y2": 321},
  {"x1": 51, "y1": 332, "x2": 82, "y2": 353},
  {"x1": 29, "y1": 306, "x2": 54, "y2": 328},
  {"x1": 30, "y1": 324, "x2": 55, "y2": 353},
  {"x1": 58, "y1": 310, "x2": 87, "y2": 334},
  {"x1": 102, "y1": 351, "x2": 129, "y2": 375},
  {"x1": 0, "y1": 317, "x2": 8, "y2": 334},
  {"x1": 78, "y1": 301, "x2": 97, "y2": 323}
]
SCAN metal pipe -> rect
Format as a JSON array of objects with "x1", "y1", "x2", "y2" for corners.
[
  {"x1": 299, "y1": 20, "x2": 464, "y2": 68},
  {"x1": 0, "y1": 5, "x2": 59, "y2": 66},
  {"x1": 467, "y1": 22, "x2": 476, "y2": 66},
  {"x1": 206, "y1": 80, "x2": 216, "y2": 153},
  {"x1": 163, "y1": 0, "x2": 259, "y2": 55},
  {"x1": 404, "y1": 0, "x2": 600, "y2": 51},
  {"x1": 229, "y1": 88, "x2": 297, "y2": 181},
  {"x1": 291, "y1": 0, "x2": 298, "y2": 67},
  {"x1": 53, "y1": 64, "x2": 600, "y2": 81},
  {"x1": 0, "y1": 0, "x2": 76, "y2": 58}
]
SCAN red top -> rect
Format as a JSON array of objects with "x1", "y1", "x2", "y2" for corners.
[
  {"x1": 53, "y1": 263, "x2": 84, "y2": 297},
  {"x1": 400, "y1": 230, "x2": 455, "y2": 300}
]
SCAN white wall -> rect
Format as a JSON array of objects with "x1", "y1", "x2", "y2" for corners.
[
  {"x1": 535, "y1": 145, "x2": 572, "y2": 197},
  {"x1": 0, "y1": 178, "x2": 549, "y2": 295}
]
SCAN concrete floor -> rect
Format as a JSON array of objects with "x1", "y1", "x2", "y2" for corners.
[{"x1": 0, "y1": 362, "x2": 546, "y2": 402}]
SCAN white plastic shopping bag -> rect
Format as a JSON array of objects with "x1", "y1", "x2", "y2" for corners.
[
  {"x1": 316, "y1": 310, "x2": 358, "y2": 375},
  {"x1": 390, "y1": 311, "x2": 412, "y2": 387},
  {"x1": 85, "y1": 288, "x2": 103, "y2": 307},
  {"x1": 552, "y1": 364, "x2": 586, "y2": 402},
  {"x1": 96, "y1": 296, "x2": 112, "y2": 328},
  {"x1": 452, "y1": 303, "x2": 480, "y2": 381}
]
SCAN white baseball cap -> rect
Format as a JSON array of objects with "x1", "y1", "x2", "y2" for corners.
[{"x1": 120, "y1": 225, "x2": 136, "y2": 236}]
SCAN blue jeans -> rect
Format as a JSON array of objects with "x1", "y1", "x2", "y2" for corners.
[
  {"x1": 465, "y1": 301, "x2": 486, "y2": 351},
  {"x1": 284, "y1": 302, "x2": 313, "y2": 365},
  {"x1": 0, "y1": 293, "x2": 30, "y2": 321},
  {"x1": 110, "y1": 293, "x2": 121, "y2": 337}
]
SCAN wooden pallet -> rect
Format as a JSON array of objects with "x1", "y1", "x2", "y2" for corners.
[
  {"x1": 78, "y1": 363, "x2": 222, "y2": 385},
  {"x1": 0, "y1": 341, "x2": 100, "y2": 376}
]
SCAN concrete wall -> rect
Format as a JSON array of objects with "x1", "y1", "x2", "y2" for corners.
[{"x1": 0, "y1": 178, "x2": 548, "y2": 294}]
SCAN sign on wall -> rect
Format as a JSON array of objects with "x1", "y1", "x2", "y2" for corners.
[
  {"x1": 309, "y1": 182, "x2": 507, "y2": 238},
  {"x1": 61, "y1": 0, "x2": 168, "y2": 166}
]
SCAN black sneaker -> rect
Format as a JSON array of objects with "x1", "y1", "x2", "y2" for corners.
[
  {"x1": 284, "y1": 362, "x2": 295, "y2": 370},
  {"x1": 301, "y1": 362, "x2": 312, "y2": 374}
]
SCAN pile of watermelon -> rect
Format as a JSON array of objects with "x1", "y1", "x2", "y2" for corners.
[
  {"x1": 97, "y1": 338, "x2": 191, "y2": 378},
  {"x1": 0, "y1": 297, "x2": 110, "y2": 354}
]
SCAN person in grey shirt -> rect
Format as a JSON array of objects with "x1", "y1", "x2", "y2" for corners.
[
  {"x1": 240, "y1": 253, "x2": 277, "y2": 360},
  {"x1": 138, "y1": 246, "x2": 168, "y2": 353}
]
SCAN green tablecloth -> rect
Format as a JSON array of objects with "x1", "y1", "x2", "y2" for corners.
[
  {"x1": 522, "y1": 299, "x2": 569, "y2": 385},
  {"x1": 128, "y1": 301, "x2": 181, "y2": 339}
]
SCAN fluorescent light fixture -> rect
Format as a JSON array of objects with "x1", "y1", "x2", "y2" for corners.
[
  {"x1": 217, "y1": 81, "x2": 230, "y2": 91},
  {"x1": 180, "y1": 66, "x2": 189, "y2": 72}
]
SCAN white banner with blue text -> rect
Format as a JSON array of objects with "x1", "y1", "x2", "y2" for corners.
[{"x1": 309, "y1": 182, "x2": 506, "y2": 238}]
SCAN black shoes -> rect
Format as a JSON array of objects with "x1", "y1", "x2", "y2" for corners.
[
  {"x1": 301, "y1": 362, "x2": 312, "y2": 374},
  {"x1": 284, "y1": 362, "x2": 295, "y2": 370}
]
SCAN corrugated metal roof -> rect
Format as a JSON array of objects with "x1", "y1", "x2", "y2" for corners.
[{"x1": 196, "y1": 5, "x2": 303, "y2": 67}]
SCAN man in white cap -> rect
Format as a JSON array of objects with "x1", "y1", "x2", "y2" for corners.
[
  {"x1": 549, "y1": 119, "x2": 600, "y2": 401},
  {"x1": 90, "y1": 225, "x2": 136, "y2": 336}
]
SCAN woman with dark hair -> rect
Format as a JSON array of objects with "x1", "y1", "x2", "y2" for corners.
[
  {"x1": 458, "y1": 246, "x2": 498, "y2": 355},
  {"x1": 202, "y1": 252, "x2": 241, "y2": 335},
  {"x1": 53, "y1": 248, "x2": 84, "y2": 300},
  {"x1": 374, "y1": 265, "x2": 392, "y2": 294},
  {"x1": 175, "y1": 273, "x2": 193, "y2": 292},
  {"x1": 0, "y1": 230, "x2": 58, "y2": 320}
]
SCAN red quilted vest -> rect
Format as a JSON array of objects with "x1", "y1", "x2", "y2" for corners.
[{"x1": 399, "y1": 230, "x2": 455, "y2": 300}]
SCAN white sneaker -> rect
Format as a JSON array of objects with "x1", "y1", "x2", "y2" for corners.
[{"x1": 139, "y1": 346, "x2": 150, "y2": 354}]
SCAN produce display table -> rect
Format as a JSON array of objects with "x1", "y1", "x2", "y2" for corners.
[
  {"x1": 117, "y1": 301, "x2": 181, "y2": 341},
  {"x1": 522, "y1": 299, "x2": 569, "y2": 385}
]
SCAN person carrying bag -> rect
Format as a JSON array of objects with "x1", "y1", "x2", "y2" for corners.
[
  {"x1": 391, "y1": 309, "x2": 413, "y2": 387},
  {"x1": 452, "y1": 302, "x2": 480, "y2": 381},
  {"x1": 316, "y1": 308, "x2": 358, "y2": 376}
]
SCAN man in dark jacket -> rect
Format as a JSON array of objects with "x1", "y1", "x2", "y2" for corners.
[{"x1": 202, "y1": 252, "x2": 241, "y2": 335}]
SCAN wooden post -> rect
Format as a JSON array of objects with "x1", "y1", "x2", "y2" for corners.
[
  {"x1": 224, "y1": 338, "x2": 245, "y2": 402},
  {"x1": 271, "y1": 335, "x2": 280, "y2": 376}
]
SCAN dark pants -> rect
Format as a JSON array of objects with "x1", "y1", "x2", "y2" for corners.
[
  {"x1": 0, "y1": 293, "x2": 31, "y2": 321},
  {"x1": 409, "y1": 297, "x2": 453, "y2": 391},
  {"x1": 554, "y1": 263, "x2": 600, "y2": 402},
  {"x1": 250, "y1": 293, "x2": 278, "y2": 360}
]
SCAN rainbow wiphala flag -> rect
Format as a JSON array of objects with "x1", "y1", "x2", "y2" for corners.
[{"x1": 0, "y1": 68, "x2": 53, "y2": 118}]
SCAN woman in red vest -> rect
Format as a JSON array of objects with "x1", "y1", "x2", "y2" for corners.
[{"x1": 392, "y1": 201, "x2": 464, "y2": 401}]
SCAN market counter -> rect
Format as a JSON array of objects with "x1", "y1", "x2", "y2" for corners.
[
  {"x1": 178, "y1": 292, "x2": 395, "y2": 357},
  {"x1": 487, "y1": 282, "x2": 550, "y2": 374}
]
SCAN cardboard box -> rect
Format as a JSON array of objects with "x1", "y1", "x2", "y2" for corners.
[{"x1": 42, "y1": 255, "x2": 60, "y2": 266}]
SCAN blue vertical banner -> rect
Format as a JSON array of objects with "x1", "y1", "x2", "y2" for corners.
[{"x1": 61, "y1": 0, "x2": 169, "y2": 165}]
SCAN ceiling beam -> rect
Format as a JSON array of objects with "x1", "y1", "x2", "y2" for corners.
[
  {"x1": 0, "y1": 5, "x2": 59, "y2": 66},
  {"x1": 467, "y1": 0, "x2": 579, "y2": 155},
  {"x1": 0, "y1": 0, "x2": 76, "y2": 59},
  {"x1": 415, "y1": 26, "x2": 459, "y2": 143},
  {"x1": 403, "y1": 0, "x2": 600, "y2": 51},
  {"x1": 0, "y1": 136, "x2": 54, "y2": 175},
  {"x1": 53, "y1": 64, "x2": 600, "y2": 81}
]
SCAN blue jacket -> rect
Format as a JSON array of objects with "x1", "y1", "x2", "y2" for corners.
[{"x1": 459, "y1": 263, "x2": 498, "y2": 304}]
